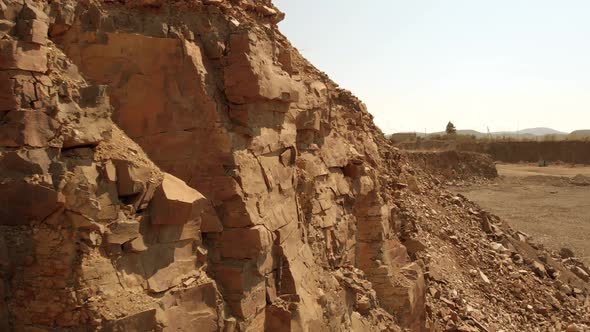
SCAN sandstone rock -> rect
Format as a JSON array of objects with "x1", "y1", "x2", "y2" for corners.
[
  {"x1": 479, "y1": 270, "x2": 490, "y2": 284},
  {"x1": 0, "y1": 180, "x2": 63, "y2": 225},
  {"x1": 160, "y1": 282, "x2": 219, "y2": 331},
  {"x1": 59, "y1": 86, "x2": 113, "y2": 147},
  {"x1": 296, "y1": 109, "x2": 320, "y2": 131},
  {"x1": 0, "y1": 71, "x2": 17, "y2": 111},
  {"x1": 571, "y1": 266, "x2": 589, "y2": 282},
  {"x1": 123, "y1": 237, "x2": 148, "y2": 253},
  {"x1": 48, "y1": 1, "x2": 75, "y2": 37},
  {"x1": 20, "y1": 3, "x2": 49, "y2": 21},
  {"x1": 515, "y1": 231, "x2": 528, "y2": 242},
  {"x1": 0, "y1": 40, "x2": 47, "y2": 72},
  {"x1": 531, "y1": 261, "x2": 547, "y2": 278},
  {"x1": 105, "y1": 219, "x2": 141, "y2": 245},
  {"x1": 220, "y1": 226, "x2": 271, "y2": 259},
  {"x1": 101, "y1": 308, "x2": 158, "y2": 332},
  {"x1": 0, "y1": 110, "x2": 57, "y2": 147},
  {"x1": 0, "y1": 19, "x2": 15, "y2": 38},
  {"x1": 16, "y1": 19, "x2": 48, "y2": 45},
  {"x1": 150, "y1": 173, "x2": 207, "y2": 225},
  {"x1": 1, "y1": 1, "x2": 586, "y2": 331},
  {"x1": 0, "y1": 148, "x2": 53, "y2": 176},
  {"x1": 566, "y1": 324, "x2": 584, "y2": 332},
  {"x1": 113, "y1": 159, "x2": 151, "y2": 196},
  {"x1": 200, "y1": 203, "x2": 223, "y2": 233},
  {"x1": 224, "y1": 31, "x2": 302, "y2": 104},
  {"x1": 147, "y1": 260, "x2": 195, "y2": 293}
]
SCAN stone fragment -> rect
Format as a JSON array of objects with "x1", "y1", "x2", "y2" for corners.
[
  {"x1": 0, "y1": 19, "x2": 15, "y2": 38},
  {"x1": 102, "y1": 309, "x2": 158, "y2": 332},
  {"x1": 0, "y1": 180, "x2": 64, "y2": 225},
  {"x1": 0, "y1": 40, "x2": 47, "y2": 72},
  {"x1": 571, "y1": 266, "x2": 589, "y2": 282},
  {"x1": 105, "y1": 219, "x2": 140, "y2": 245},
  {"x1": 531, "y1": 261, "x2": 547, "y2": 278},
  {"x1": 0, "y1": 110, "x2": 57, "y2": 147},
  {"x1": 403, "y1": 238, "x2": 427, "y2": 255},
  {"x1": 104, "y1": 160, "x2": 117, "y2": 183},
  {"x1": 147, "y1": 260, "x2": 195, "y2": 293},
  {"x1": 224, "y1": 317, "x2": 237, "y2": 332},
  {"x1": 16, "y1": 19, "x2": 48, "y2": 45},
  {"x1": 20, "y1": 3, "x2": 49, "y2": 21},
  {"x1": 57, "y1": 90, "x2": 113, "y2": 148},
  {"x1": 160, "y1": 282, "x2": 219, "y2": 331},
  {"x1": 0, "y1": 148, "x2": 53, "y2": 176},
  {"x1": 200, "y1": 203, "x2": 223, "y2": 233},
  {"x1": 150, "y1": 173, "x2": 207, "y2": 225},
  {"x1": 511, "y1": 253, "x2": 524, "y2": 265},
  {"x1": 566, "y1": 324, "x2": 584, "y2": 332},
  {"x1": 343, "y1": 160, "x2": 363, "y2": 179},
  {"x1": 113, "y1": 160, "x2": 150, "y2": 196},
  {"x1": 123, "y1": 237, "x2": 148, "y2": 253},
  {"x1": 279, "y1": 148, "x2": 294, "y2": 166},
  {"x1": 296, "y1": 110, "x2": 320, "y2": 131},
  {"x1": 48, "y1": 1, "x2": 75, "y2": 36},
  {"x1": 479, "y1": 270, "x2": 490, "y2": 284},
  {"x1": 0, "y1": 71, "x2": 17, "y2": 111},
  {"x1": 219, "y1": 226, "x2": 271, "y2": 260},
  {"x1": 515, "y1": 231, "x2": 528, "y2": 242},
  {"x1": 224, "y1": 31, "x2": 301, "y2": 104}
]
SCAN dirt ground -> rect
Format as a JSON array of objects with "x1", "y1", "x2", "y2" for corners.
[{"x1": 452, "y1": 163, "x2": 590, "y2": 265}]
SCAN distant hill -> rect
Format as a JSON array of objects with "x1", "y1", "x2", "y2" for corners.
[
  {"x1": 569, "y1": 130, "x2": 590, "y2": 138},
  {"x1": 408, "y1": 127, "x2": 569, "y2": 139},
  {"x1": 498, "y1": 127, "x2": 566, "y2": 136}
]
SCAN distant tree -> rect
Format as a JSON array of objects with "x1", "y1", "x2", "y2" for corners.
[{"x1": 446, "y1": 121, "x2": 457, "y2": 135}]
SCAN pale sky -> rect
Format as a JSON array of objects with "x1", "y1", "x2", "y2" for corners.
[{"x1": 274, "y1": 0, "x2": 590, "y2": 134}]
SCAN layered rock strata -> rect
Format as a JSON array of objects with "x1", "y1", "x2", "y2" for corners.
[{"x1": 0, "y1": 1, "x2": 588, "y2": 331}]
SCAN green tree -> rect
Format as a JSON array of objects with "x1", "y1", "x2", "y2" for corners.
[{"x1": 446, "y1": 121, "x2": 457, "y2": 135}]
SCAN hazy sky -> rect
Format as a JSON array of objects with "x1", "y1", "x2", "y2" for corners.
[{"x1": 274, "y1": 0, "x2": 590, "y2": 134}]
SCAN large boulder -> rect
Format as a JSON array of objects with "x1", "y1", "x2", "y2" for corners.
[
  {"x1": 0, "y1": 40, "x2": 47, "y2": 72},
  {"x1": 150, "y1": 173, "x2": 207, "y2": 225},
  {"x1": 0, "y1": 180, "x2": 64, "y2": 225},
  {"x1": 0, "y1": 110, "x2": 58, "y2": 147}
]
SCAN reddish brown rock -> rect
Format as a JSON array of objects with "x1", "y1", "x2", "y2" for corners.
[
  {"x1": 113, "y1": 159, "x2": 151, "y2": 196},
  {"x1": 224, "y1": 31, "x2": 302, "y2": 104},
  {"x1": 0, "y1": 180, "x2": 64, "y2": 225},
  {"x1": 1, "y1": 2, "x2": 587, "y2": 331},
  {"x1": 0, "y1": 110, "x2": 57, "y2": 147},
  {"x1": 0, "y1": 40, "x2": 47, "y2": 72},
  {"x1": 0, "y1": 72, "x2": 17, "y2": 111},
  {"x1": 219, "y1": 226, "x2": 272, "y2": 260},
  {"x1": 105, "y1": 219, "x2": 141, "y2": 245},
  {"x1": 150, "y1": 173, "x2": 207, "y2": 225},
  {"x1": 159, "y1": 282, "x2": 220, "y2": 331},
  {"x1": 16, "y1": 19, "x2": 48, "y2": 45}
]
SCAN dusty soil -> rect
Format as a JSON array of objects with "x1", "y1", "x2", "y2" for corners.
[{"x1": 452, "y1": 163, "x2": 590, "y2": 265}]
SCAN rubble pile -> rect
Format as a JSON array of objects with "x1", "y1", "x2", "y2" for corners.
[
  {"x1": 0, "y1": 1, "x2": 588, "y2": 331},
  {"x1": 404, "y1": 150, "x2": 498, "y2": 185},
  {"x1": 377, "y1": 142, "x2": 590, "y2": 330}
]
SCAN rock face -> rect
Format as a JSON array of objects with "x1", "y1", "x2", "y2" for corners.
[{"x1": 0, "y1": 1, "x2": 589, "y2": 332}]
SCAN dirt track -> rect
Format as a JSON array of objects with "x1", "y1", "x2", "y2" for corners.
[{"x1": 452, "y1": 163, "x2": 590, "y2": 265}]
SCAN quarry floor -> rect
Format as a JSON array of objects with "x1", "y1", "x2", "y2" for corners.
[{"x1": 452, "y1": 163, "x2": 590, "y2": 265}]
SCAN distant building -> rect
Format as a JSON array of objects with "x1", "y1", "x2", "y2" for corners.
[{"x1": 390, "y1": 132, "x2": 417, "y2": 143}]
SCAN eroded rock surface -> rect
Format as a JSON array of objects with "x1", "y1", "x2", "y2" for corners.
[{"x1": 0, "y1": 1, "x2": 588, "y2": 331}]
